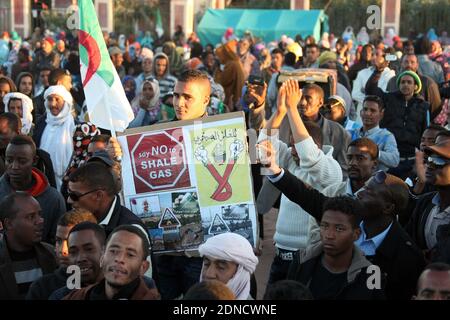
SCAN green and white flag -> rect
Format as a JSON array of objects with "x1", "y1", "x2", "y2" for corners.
[
  {"x1": 155, "y1": 8, "x2": 164, "y2": 38},
  {"x1": 78, "y1": 0, "x2": 134, "y2": 134}
]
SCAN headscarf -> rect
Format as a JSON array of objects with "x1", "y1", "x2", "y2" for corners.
[
  {"x1": 319, "y1": 32, "x2": 330, "y2": 49},
  {"x1": 63, "y1": 122, "x2": 100, "y2": 180},
  {"x1": 162, "y1": 41, "x2": 183, "y2": 77},
  {"x1": 3, "y1": 92, "x2": 34, "y2": 135},
  {"x1": 427, "y1": 28, "x2": 438, "y2": 41},
  {"x1": 118, "y1": 34, "x2": 126, "y2": 50},
  {"x1": 356, "y1": 27, "x2": 370, "y2": 46},
  {"x1": 122, "y1": 75, "x2": 137, "y2": 103},
  {"x1": 131, "y1": 79, "x2": 161, "y2": 122},
  {"x1": 198, "y1": 232, "x2": 258, "y2": 300},
  {"x1": 41, "y1": 85, "x2": 76, "y2": 190}
]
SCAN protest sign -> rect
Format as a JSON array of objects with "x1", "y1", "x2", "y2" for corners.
[{"x1": 119, "y1": 112, "x2": 258, "y2": 253}]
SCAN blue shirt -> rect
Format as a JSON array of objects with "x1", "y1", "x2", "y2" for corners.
[
  {"x1": 348, "y1": 126, "x2": 400, "y2": 171},
  {"x1": 355, "y1": 222, "x2": 393, "y2": 256}
]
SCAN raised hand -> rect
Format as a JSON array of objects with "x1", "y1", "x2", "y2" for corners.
[
  {"x1": 247, "y1": 82, "x2": 268, "y2": 109},
  {"x1": 284, "y1": 79, "x2": 302, "y2": 110}
]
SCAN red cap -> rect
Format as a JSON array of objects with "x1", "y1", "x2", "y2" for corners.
[{"x1": 43, "y1": 37, "x2": 55, "y2": 47}]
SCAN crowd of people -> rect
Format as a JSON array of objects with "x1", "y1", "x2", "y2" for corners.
[{"x1": 0, "y1": 22, "x2": 450, "y2": 300}]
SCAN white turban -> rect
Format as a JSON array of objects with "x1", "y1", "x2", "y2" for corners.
[
  {"x1": 44, "y1": 85, "x2": 73, "y2": 106},
  {"x1": 3, "y1": 92, "x2": 33, "y2": 135},
  {"x1": 198, "y1": 232, "x2": 258, "y2": 300},
  {"x1": 42, "y1": 85, "x2": 75, "y2": 190}
]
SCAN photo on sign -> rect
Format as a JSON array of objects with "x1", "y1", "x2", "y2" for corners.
[
  {"x1": 130, "y1": 195, "x2": 161, "y2": 218},
  {"x1": 190, "y1": 123, "x2": 253, "y2": 207},
  {"x1": 201, "y1": 204, "x2": 255, "y2": 246},
  {"x1": 126, "y1": 128, "x2": 191, "y2": 195},
  {"x1": 129, "y1": 191, "x2": 203, "y2": 252}
]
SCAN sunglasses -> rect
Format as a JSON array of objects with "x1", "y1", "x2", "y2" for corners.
[
  {"x1": 426, "y1": 155, "x2": 450, "y2": 168},
  {"x1": 68, "y1": 189, "x2": 101, "y2": 201}
]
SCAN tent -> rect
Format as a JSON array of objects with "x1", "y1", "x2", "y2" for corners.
[{"x1": 197, "y1": 9, "x2": 329, "y2": 46}]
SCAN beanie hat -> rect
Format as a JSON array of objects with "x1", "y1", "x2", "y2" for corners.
[
  {"x1": 43, "y1": 36, "x2": 55, "y2": 47},
  {"x1": 397, "y1": 70, "x2": 422, "y2": 94},
  {"x1": 318, "y1": 51, "x2": 337, "y2": 66}
]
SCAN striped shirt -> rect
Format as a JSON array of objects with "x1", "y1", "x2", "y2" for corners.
[{"x1": 154, "y1": 75, "x2": 177, "y2": 97}]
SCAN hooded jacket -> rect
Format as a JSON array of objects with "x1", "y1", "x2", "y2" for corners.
[
  {"x1": 152, "y1": 52, "x2": 177, "y2": 97},
  {"x1": 214, "y1": 41, "x2": 245, "y2": 110},
  {"x1": 0, "y1": 168, "x2": 66, "y2": 244},
  {"x1": 288, "y1": 242, "x2": 385, "y2": 300}
]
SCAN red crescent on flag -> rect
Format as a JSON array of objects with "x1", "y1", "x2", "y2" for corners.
[{"x1": 79, "y1": 30, "x2": 101, "y2": 87}]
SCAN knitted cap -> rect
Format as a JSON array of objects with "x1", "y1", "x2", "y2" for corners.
[
  {"x1": 397, "y1": 70, "x2": 422, "y2": 94},
  {"x1": 318, "y1": 51, "x2": 337, "y2": 66}
]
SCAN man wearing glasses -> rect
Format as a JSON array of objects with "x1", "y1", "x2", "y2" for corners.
[
  {"x1": 259, "y1": 143, "x2": 425, "y2": 299},
  {"x1": 407, "y1": 130, "x2": 450, "y2": 264},
  {"x1": 66, "y1": 162, "x2": 144, "y2": 237}
]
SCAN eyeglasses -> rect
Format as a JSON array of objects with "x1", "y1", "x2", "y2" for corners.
[
  {"x1": 426, "y1": 155, "x2": 450, "y2": 168},
  {"x1": 68, "y1": 189, "x2": 101, "y2": 201}
]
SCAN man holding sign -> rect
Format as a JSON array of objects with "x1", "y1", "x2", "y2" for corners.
[{"x1": 155, "y1": 70, "x2": 212, "y2": 300}]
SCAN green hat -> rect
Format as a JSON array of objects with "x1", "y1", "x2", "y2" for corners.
[{"x1": 397, "y1": 70, "x2": 422, "y2": 94}]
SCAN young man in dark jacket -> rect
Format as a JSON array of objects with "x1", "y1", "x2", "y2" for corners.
[
  {"x1": 366, "y1": 70, "x2": 429, "y2": 180},
  {"x1": 67, "y1": 162, "x2": 144, "y2": 237},
  {"x1": 0, "y1": 113, "x2": 56, "y2": 187},
  {"x1": 259, "y1": 141, "x2": 425, "y2": 300},
  {"x1": 0, "y1": 192, "x2": 57, "y2": 299},
  {"x1": 288, "y1": 197, "x2": 385, "y2": 300},
  {"x1": 407, "y1": 132, "x2": 450, "y2": 264},
  {"x1": 0, "y1": 135, "x2": 65, "y2": 244}
]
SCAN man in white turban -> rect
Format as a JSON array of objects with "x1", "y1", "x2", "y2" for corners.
[
  {"x1": 3, "y1": 92, "x2": 33, "y2": 135},
  {"x1": 198, "y1": 232, "x2": 258, "y2": 300},
  {"x1": 34, "y1": 85, "x2": 75, "y2": 190}
]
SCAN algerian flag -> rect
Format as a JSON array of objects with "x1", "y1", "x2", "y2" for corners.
[
  {"x1": 78, "y1": 0, "x2": 134, "y2": 134},
  {"x1": 155, "y1": 8, "x2": 164, "y2": 38}
]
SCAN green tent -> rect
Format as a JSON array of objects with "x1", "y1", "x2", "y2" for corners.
[{"x1": 197, "y1": 9, "x2": 329, "y2": 46}]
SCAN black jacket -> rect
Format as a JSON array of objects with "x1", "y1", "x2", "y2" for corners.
[
  {"x1": 0, "y1": 147, "x2": 56, "y2": 189},
  {"x1": 25, "y1": 266, "x2": 67, "y2": 300},
  {"x1": 32, "y1": 114, "x2": 47, "y2": 149},
  {"x1": 406, "y1": 192, "x2": 436, "y2": 250},
  {"x1": 0, "y1": 236, "x2": 57, "y2": 300},
  {"x1": 366, "y1": 81, "x2": 429, "y2": 158},
  {"x1": 406, "y1": 191, "x2": 450, "y2": 264},
  {"x1": 102, "y1": 196, "x2": 146, "y2": 237},
  {"x1": 271, "y1": 169, "x2": 426, "y2": 300},
  {"x1": 288, "y1": 243, "x2": 385, "y2": 300},
  {"x1": 387, "y1": 73, "x2": 442, "y2": 119}
]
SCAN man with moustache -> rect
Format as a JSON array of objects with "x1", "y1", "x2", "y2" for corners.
[
  {"x1": 407, "y1": 131, "x2": 450, "y2": 264},
  {"x1": 50, "y1": 221, "x2": 105, "y2": 299},
  {"x1": 287, "y1": 197, "x2": 385, "y2": 300},
  {"x1": 0, "y1": 192, "x2": 57, "y2": 299},
  {"x1": 259, "y1": 142, "x2": 425, "y2": 299},
  {"x1": 26, "y1": 209, "x2": 97, "y2": 300},
  {"x1": 64, "y1": 225, "x2": 160, "y2": 300}
]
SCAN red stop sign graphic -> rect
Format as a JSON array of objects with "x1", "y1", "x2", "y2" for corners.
[{"x1": 129, "y1": 130, "x2": 190, "y2": 193}]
